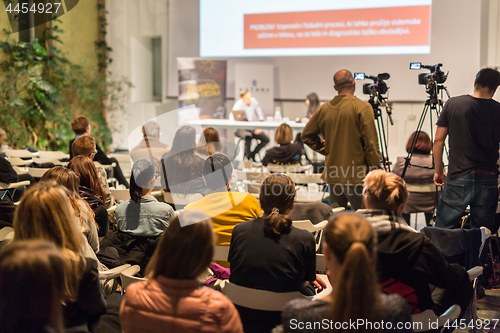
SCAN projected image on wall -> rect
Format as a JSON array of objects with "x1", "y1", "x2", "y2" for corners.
[{"x1": 200, "y1": 0, "x2": 431, "y2": 57}]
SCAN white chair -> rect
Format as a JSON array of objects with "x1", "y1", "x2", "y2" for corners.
[
  {"x1": 222, "y1": 281, "x2": 307, "y2": 311},
  {"x1": 292, "y1": 220, "x2": 328, "y2": 233},
  {"x1": 27, "y1": 167, "x2": 50, "y2": 178},
  {"x1": 38, "y1": 151, "x2": 69, "y2": 160},
  {"x1": 265, "y1": 164, "x2": 312, "y2": 174},
  {"x1": 0, "y1": 180, "x2": 30, "y2": 190},
  {"x1": 108, "y1": 153, "x2": 132, "y2": 178},
  {"x1": 120, "y1": 265, "x2": 144, "y2": 293},
  {"x1": 213, "y1": 245, "x2": 230, "y2": 262},
  {"x1": 3, "y1": 149, "x2": 38, "y2": 158},
  {"x1": 0, "y1": 227, "x2": 14, "y2": 241},
  {"x1": 110, "y1": 188, "x2": 130, "y2": 201},
  {"x1": 163, "y1": 191, "x2": 203, "y2": 208},
  {"x1": 5, "y1": 157, "x2": 33, "y2": 167},
  {"x1": 411, "y1": 305, "x2": 461, "y2": 332}
]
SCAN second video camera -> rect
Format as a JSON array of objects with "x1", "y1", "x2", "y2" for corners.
[
  {"x1": 410, "y1": 63, "x2": 448, "y2": 85},
  {"x1": 354, "y1": 73, "x2": 390, "y2": 95}
]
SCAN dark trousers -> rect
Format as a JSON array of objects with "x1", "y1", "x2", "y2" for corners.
[
  {"x1": 108, "y1": 158, "x2": 129, "y2": 188},
  {"x1": 329, "y1": 184, "x2": 365, "y2": 211},
  {"x1": 235, "y1": 130, "x2": 269, "y2": 160}
]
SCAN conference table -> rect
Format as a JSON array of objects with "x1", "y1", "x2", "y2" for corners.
[{"x1": 185, "y1": 119, "x2": 307, "y2": 131}]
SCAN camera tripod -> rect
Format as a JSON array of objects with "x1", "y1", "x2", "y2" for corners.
[
  {"x1": 401, "y1": 82, "x2": 450, "y2": 179},
  {"x1": 369, "y1": 93, "x2": 393, "y2": 171}
]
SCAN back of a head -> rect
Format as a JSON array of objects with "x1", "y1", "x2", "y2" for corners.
[
  {"x1": 146, "y1": 210, "x2": 214, "y2": 280},
  {"x1": 0, "y1": 240, "x2": 66, "y2": 333},
  {"x1": 324, "y1": 213, "x2": 379, "y2": 331},
  {"x1": 130, "y1": 159, "x2": 156, "y2": 202},
  {"x1": 363, "y1": 169, "x2": 408, "y2": 212},
  {"x1": 41, "y1": 166, "x2": 80, "y2": 195},
  {"x1": 170, "y1": 125, "x2": 197, "y2": 155},
  {"x1": 259, "y1": 173, "x2": 295, "y2": 235},
  {"x1": 197, "y1": 127, "x2": 222, "y2": 155},
  {"x1": 333, "y1": 70, "x2": 354, "y2": 93},
  {"x1": 474, "y1": 67, "x2": 500, "y2": 92},
  {"x1": 71, "y1": 116, "x2": 89, "y2": 135},
  {"x1": 67, "y1": 155, "x2": 106, "y2": 203},
  {"x1": 307, "y1": 92, "x2": 320, "y2": 110},
  {"x1": 142, "y1": 121, "x2": 161, "y2": 140},
  {"x1": 275, "y1": 123, "x2": 293, "y2": 145},
  {"x1": 13, "y1": 181, "x2": 84, "y2": 255},
  {"x1": 203, "y1": 153, "x2": 233, "y2": 191},
  {"x1": 240, "y1": 89, "x2": 249, "y2": 98},
  {"x1": 405, "y1": 131, "x2": 432, "y2": 155},
  {"x1": 72, "y1": 135, "x2": 96, "y2": 157}
]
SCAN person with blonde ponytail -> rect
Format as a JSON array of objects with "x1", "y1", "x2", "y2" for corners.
[
  {"x1": 282, "y1": 213, "x2": 411, "y2": 333},
  {"x1": 228, "y1": 173, "x2": 325, "y2": 333},
  {"x1": 357, "y1": 169, "x2": 472, "y2": 319}
]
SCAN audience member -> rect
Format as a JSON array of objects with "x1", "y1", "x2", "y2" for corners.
[
  {"x1": 0, "y1": 128, "x2": 36, "y2": 201},
  {"x1": 72, "y1": 134, "x2": 114, "y2": 208},
  {"x1": 130, "y1": 121, "x2": 170, "y2": 174},
  {"x1": 70, "y1": 116, "x2": 129, "y2": 188},
  {"x1": 305, "y1": 92, "x2": 320, "y2": 119},
  {"x1": 161, "y1": 126, "x2": 206, "y2": 201},
  {"x1": 0, "y1": 190, "x2": 15, "y2": 228},
  {"x1": 41, "y1": 166, "x2": 99, "y2": 253},
  {"x1": 0, "y1": 240, "x2": 68, "y2": 333},
  {"x1": 13, "y1": 182, "x2": 107, "y2": 331},
  {"x1": 196, "y1": 127, "x2": 223, "y2": 159},
  {"x1": 68, "y1": 156, "x2": 110, "y2": 237},
  {"x1": 282, "y1": 213, "x2": 411, "y2": 333},
  {"x1": 120, "y1": 210, "x2": 243, "y2": 333},
  {"x1": 393, "y1": 131, "x2": 439, "y2": 226},
  {"x1": 357, "y1": 170, "x2": 473, "y2": 317},
  {"x1": 229, "y1": 173, "x2": 324, "y2": 333},
  {"x1": 184, "y1": 153, "x2": 262, "y2": 247},
  {"x1": 261, "y1": 123, "x2": 304, "y2": 166},
  {"x1": 116, "y1": 159, "x2": 174, "y2": 237}
]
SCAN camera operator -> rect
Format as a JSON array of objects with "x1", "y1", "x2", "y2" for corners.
[
  {"x1": 434, "y1": 67, "x2": 500, "y2": 231},
  {"x1": 302, "y1": 69, "x2": 381, "y2": 210}
]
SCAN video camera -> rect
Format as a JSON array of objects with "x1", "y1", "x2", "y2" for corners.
[
  {"x1": 354, "y1": 73, "x2": 390, "y2": 95},
  {"x1": 409, "y1": 63, "x2": 448, "y2": 85}
]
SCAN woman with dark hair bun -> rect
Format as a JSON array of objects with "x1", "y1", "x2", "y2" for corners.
[
  {"x1": 115, "y1": 159, "x2": 174, "y2": 237},
  {"x1": 393, "y1": 131, "x2": 439, "y2": 226},
  {"x1": 228, "y1": 173, "x2": 325, "y2": 333}
]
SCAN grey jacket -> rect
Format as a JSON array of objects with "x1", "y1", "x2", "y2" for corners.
[{"x1": 116, "y1": 196, "x2": 174, "y2": 237}]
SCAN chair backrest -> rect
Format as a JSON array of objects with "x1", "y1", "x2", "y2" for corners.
[
  {"x1": 3, "y1": 149, "x2": 37, "y2": 158},
  {"x1": 0, "y1": 227, "x2": 14, "y2": 241},
  {"x1": 120, "y1": 265, "x2": 144, "y2": 292},
  {"x1": 0, "y1": 180, "x2": 30, "y2": 190},
  {"x1": 28, "y1": 167, "x2": 50, "y2": 178},
  {"x1": 163, "y1": 191, "x2": 203, "y2": 206},
  {"x1": 288, "y1": 173, "x2": 324, "y2": 184},
  {"x1": 406, "y1": 183, "x2": 439, "y2": 193},
  {"x1": 222, "y1": 282, "x2": 307, "y2": 311},
  {"x1": 266, "y1": 164, "x2": 312, "y2": 174},
  {"x1": 292, "y1": 220, "x2": 327, "y2": 233},
  {"x1": 6, "y1": 157, "x2": 33, "y2": 166},
  {"x1": 241, "y1": 160, "x2": 263, "y2": 170},
  {"x1": 38, "y1": 151, "x2": 69, "y2": 160},
  {"x1": 213, "y1": 245, "x2": 230, "y2": 262},
  {"x1": 110, "y1": 188, "x2": 130, "y2": 201},
  {"x1": 235, "y1": 170, "x2": 270, "y2": 182},
  {"x1": 411, "y1": 305, "x2": 461, "y2": 332}
]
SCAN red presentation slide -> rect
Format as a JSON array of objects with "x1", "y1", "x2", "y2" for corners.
[{"x1": 244, "y1": 6, "x2": 430, "y2": 49}]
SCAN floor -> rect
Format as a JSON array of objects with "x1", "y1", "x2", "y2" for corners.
[{"x1": 411, "y1": 213, "x2": 500, "y2": 333}]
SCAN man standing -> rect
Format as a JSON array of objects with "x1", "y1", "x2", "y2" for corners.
[
  {"x1": 434, "y1": 68, "x2": 500, "y2": 231},
  {"x1": 231, "y1": 90, "x2": 269, "y2": 161},
  {"x1": 302, "y1": 70, "x2": 381, "y2": 210}
]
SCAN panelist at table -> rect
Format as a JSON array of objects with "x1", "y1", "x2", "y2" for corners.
[{"x1": 230, "y1": 89, "x2": 269, "y2": 161}]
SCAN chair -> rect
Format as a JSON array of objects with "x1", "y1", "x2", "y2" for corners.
[
  {"x1": 108, "y1": 153, "x2": 132, "y2": 178},
  {"x1": 0, "y1": 226, "x2": 14, "y2": 241},
  {"x1": 411, "y1": 305, "x2": 461, "y2": 332},
  {"x1": 240, "y1": 160, "x2": 263, "y2": 170},
  {"x1": 27, "y1": 167, "x2": 50, "y2": 178},
  {"x1": 222, "y1": 281, "x2": 307, "y2": 312},
  {"x1": 265, "y1": 164, "x2": 312, "y2": 174},
  {"x1": 293, "y1": 220, "x2": 327, "y2": 251},
  {"x1": 405, "y1": 183, "x2": 440, "y2": 229},
  {"x1": 162, "y1": 191, "x2": 203, "y2": 209},
  {"x1": 110, "y1": 188, "x2": 130, "y2": 201},
  {"x1": 3, "y1": 149, "x2": 38, "y2": 158},
  {"x1": 213, "y1": 245, "x2": 230, "y2": 262},
  {"x1": 5, "y1": 157, "x2": 33, "y2": 167},
  {"x1": 0, "y1": 180, "x2": 30, "y2": 190},
  {"x1": 38, "y1": 151, "x2": 69, "y2": 160},
  {"x1": 119, "y1": 265, "x2": 143, "y2": 293}
]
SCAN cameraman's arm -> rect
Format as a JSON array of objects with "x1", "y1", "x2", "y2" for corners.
[{"x1": 433, "y1": 126, "x2": 448, "y2": 186}]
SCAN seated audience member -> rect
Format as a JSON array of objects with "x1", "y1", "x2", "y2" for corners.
[
  {"x1": 0, "y1": 190, "x2": 15, "y2": 228},
  {"x1": 184, "y1": 153, "x2": 262, "y2": 247},
  {"x1": 116, "y1": 159, "x2": 174, "y2": 237},
  {"x1": 195, "y1": 127, "x2": 223, "y2": 160},
  {"x1": 228, "y1": 173, "x2": 324, "y2": 333},
  {"x1": 357, "y1": 170, "x2": 473, "y2": 317},
  {"x1": 68, "y1": 156, "x2": 110, "y2": 237},
  {"x1": 161, "y1": 126, "x2": 206, "y2": 204},
  {"x1": 13, "y1": 182, "x2": 107, "y2": 331},
  {"x1": 120, "y1": 210, "x2": 243, "y2": 333},
  {"x1": 393, "y1": 131, "x2": 439, "y2": 226},
  {"x1": 0, "y1": 128, "x2": 36, "y2": 201},
  {"x1": 305, "y1": 92, "x2": 320, "y2": 119},
  {"x1": 0, "y1": 240, "x2": 69, "y2": 333},
  {"x1": 41, "y1": 166, "x2": 99, "y2": 253},
  {"x1": 282, "y1": 213, "x2": 411, "y2": 333},
  {"x1": 130, "y1": 121, "x2": 170, "y2": 174},
  {"x1": 72, "y1": 134, "x2": 114, "y2": 208},
  {"x1": 261, "y1": 124, "x2": 304, "y2": 166},
  {"x1": 70, "y1": 116, "x2": 129, "y2": 188}
]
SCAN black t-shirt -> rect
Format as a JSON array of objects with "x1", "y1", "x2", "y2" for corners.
[
  {"x1": 228, "y1": 217, "x2": 316, "y2": 292},
  {"x1": 436, "y1": 94, "x2": 500, "y2": 180}
]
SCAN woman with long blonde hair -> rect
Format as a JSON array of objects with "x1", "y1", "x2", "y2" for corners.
[
  {"x1": 282, "y1": 213, "x2": 411, "y2": 333},
  {"x1": 13, "y1": 181, "x2": 106, "y2": 332}
]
